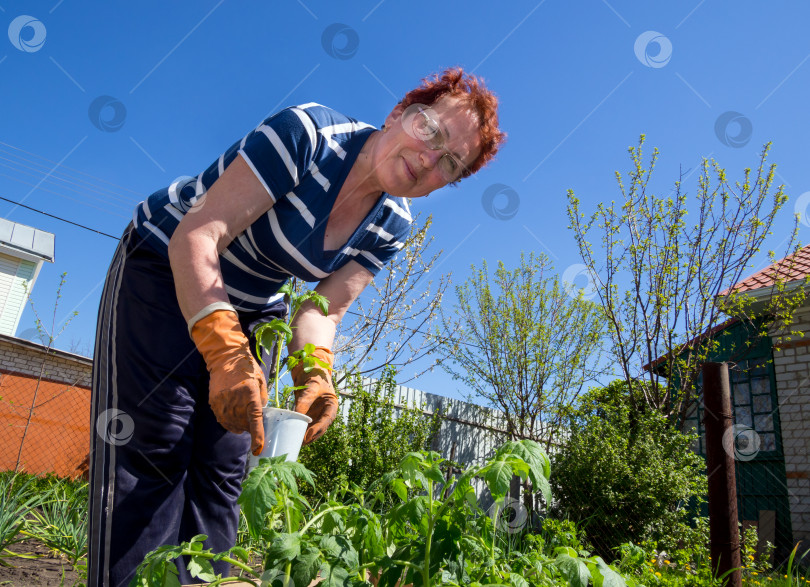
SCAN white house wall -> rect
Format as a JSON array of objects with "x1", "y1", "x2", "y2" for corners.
[
  {"x1": 0, "y1": 252, "x2": 37, "y2": 337},
  {"x1": 771, "y1": 306, "x2": 810, "y2": 549}
]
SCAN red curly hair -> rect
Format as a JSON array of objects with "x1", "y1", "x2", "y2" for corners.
[{"x1": 400, "y1": 67, "x2": 506, "y2": 178}]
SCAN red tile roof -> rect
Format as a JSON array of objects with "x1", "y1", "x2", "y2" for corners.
[{"x1": 720, "y1": 244, "x2": 810, "y2": 295}]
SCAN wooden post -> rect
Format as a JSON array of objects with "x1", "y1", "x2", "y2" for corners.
[{"x1": 702, "y1": 362, "x2": 742, "y2": 587}]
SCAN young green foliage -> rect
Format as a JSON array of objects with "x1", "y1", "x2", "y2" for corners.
[
  {"x1": 134, "y1": 440, "x2": 587, "y2": 587},
  {"x1": 298, "y1": 366, "x2": 442, "y2": 499},
  {"x1": 438, "y1": 252, "x2": 607, "y2": 451},
  {"x1": 567, "y1": 138, "x2": 805, "y2": 423},
  {"x1": 252, "y1": 282, "x2": 330, "y2": 409},
  {"x1": 552, "y1": 380, "x2": 707, "y2": 556},
  {"x1": 0, "y1": 474, "x2": 44, "y2": 567}
]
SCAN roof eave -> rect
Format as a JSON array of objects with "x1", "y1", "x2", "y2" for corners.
[{"x1": 714, "y1": 278, "x2": 810, "y2": 314}]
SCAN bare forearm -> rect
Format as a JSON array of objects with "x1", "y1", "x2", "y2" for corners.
[
  {"x1": 168, "y1": 232, "x2": 230, "y2": 322},
  {"x1": 289, "y1": 303, "x2": 338, "y2": 351}
]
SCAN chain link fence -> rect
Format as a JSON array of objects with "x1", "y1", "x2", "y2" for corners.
[{"x1": 0, "y1": 334, "x2": 91, "y2": 478}]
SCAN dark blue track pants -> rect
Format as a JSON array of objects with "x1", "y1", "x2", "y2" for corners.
[{"x1": 88, "y1": 225, "x2": 284, "y2": 586}]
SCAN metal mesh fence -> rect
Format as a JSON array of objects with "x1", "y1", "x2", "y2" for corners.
[{"x1": 0, "y1": 371, "x2": 90, "y2": 479}]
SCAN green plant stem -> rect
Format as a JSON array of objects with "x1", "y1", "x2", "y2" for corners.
[
  {"x1": 490, "y1": 507, "x2": 498, "y2": 566},
  {"x1": 176, "y1": 549, "x2": 259, "y2": 579},
  {"x1": 300, "y1": 505, "x2": 350, "y2": 534},
  {"x1": 273, "y1": 333, "x2": 284, "y2": 408},
  {"x1": 389, "y1": 559, "x2": 421, "y2": 571},
  {"x1": 283, "y1": 486, "x2": 293, "y2": 585},
  {"x1": 423, "y1": 480, "x2": 434, "y2": 587}
]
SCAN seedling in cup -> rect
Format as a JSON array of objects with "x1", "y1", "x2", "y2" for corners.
[
  {"x1": 249, "y1": 282, "x2": 330, "y2": 464},
  {"x1": 252, "y1": 282, "x2": 330, "y2": 410}
]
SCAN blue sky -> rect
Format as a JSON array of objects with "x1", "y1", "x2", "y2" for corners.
[{"x1": 2, "y1": 1, "x2": 810, "y2": 403}]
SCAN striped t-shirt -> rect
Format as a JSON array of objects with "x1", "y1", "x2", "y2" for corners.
[{"x1": 132, "y1": 103, "x2": 413, "y2": 311}]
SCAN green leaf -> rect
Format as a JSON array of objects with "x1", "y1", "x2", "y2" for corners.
[
  {"x1": 423, "y1": 462, "x2": 445, "y2": 485},
  {"x1": 400, "y1": 453, "x2": 427, "y2": 489},
  {"x1": 587, "y1": 557, "x2": 626, "y2": 587},
  {"x1": 318, "y1": 560, "x2": 350, "y2": 587},
  {"x1": 275, "y1": 321, "x2": 294, "y2": 344},
  {"x1": 403, "y1": 496, "x2": 428, "y2": 529},
  {"x1": 510, "y1": 573, "x2": 530, "y2": 587},
  {"x1": 482, "y1": 460, "x2": 514, "y2": 499},
  {"x1": 238, "y1": 459, "x2": 279, "y2": 541},
  {"x1": 277, "y1": 281, "x2": 294, "y2": 298},
  {"x1": 534, "y1": 474, "x2": 552, "y2": 506},
  {"x1": 555, "y1": 553, "x2": 591, "y2": 587},
  {"x1": 314, "y1": 295, "x2": 329, "y2": 316},
  {"x1": 301, "y1": 292, "x2": 330, "y2": 316},
  {"x1": 291, "y1": 545, "x2": 322, "y2": 586},
  {"x1": 391, "y1": 478, "x2": 408, "y2": 502},
  {"x1": 272, "y1": 459, "x2": 316, "y2": 491},
  {"x1": 498, "y1": 440, "x2": 552, "y2": 483},
  {"x1": 187, "y1": 555, "x2": 216, "y2": 582},
  {"x1": 318, "y1": 535, "x2": 358, "y2": 569},
  {"x1": 554, "y1": 547, "x2": 578, "y2": 558},
  {"x1": 252, "y1": 322, "x2": 278, "y2": 359},
  {"x1": 320, "y1": 508, "x2": 345, "y2": 534},
  {"x1": 228, "y1": 545, "x2": 250, "y2": 563},
  {"x1": 268, "y1": 533, "x2": 302, "y2": 561},
  {"x1": 362, "y1": 514, "x2": 385, "y2": 560},
  {"x1": 130, "y1": 543, "x2": 183, "y2": 587}
]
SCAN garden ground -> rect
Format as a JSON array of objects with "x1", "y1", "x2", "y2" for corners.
[{"x1": 0, "y1": 539, "x2": 80, "y2": 586}]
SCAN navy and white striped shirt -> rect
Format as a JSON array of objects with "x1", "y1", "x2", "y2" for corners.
[{"x1": 133, "y1": 103, "x2": 413, "y2": 311}]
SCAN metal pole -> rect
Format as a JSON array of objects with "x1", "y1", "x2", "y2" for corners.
[{"x1": 702, "y1": 362, "x2": 742, "y2": 587}]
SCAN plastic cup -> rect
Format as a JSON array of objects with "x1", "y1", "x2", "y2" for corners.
[{"x1": 247, "y1": 406, "x2": 312, "y2": 470}]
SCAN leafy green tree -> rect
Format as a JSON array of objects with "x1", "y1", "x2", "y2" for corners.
[
  {"x1": 567, "y1": 138, "x2": 804, "y2": 425},
  {"x1": 551, "y1": 380, "x2": 707, "y2": 557},
  {"x1": 437, "y1": 252, "x2": 606, "y2": 452},
  {"x1": 298, "y1": 366, "x2": 442, "y2": 499}
]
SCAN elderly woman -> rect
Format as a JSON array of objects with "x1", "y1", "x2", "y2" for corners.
[{"x1": 88, "y1": 67, "x2": 504, "y2": 586}]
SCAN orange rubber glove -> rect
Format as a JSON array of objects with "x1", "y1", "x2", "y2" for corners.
[
  {"x1": 291, "y1": 346, "x2": 338, "y2": 445},
  {"x1": 190, "y1": 309, "x2": 268, "y2": 456}
]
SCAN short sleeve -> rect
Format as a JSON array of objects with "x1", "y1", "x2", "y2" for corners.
[
  {"x1": 237, "y1": 107, "x2": 318, "y2": 204},
  {"x1": 351, "y1": 196, "x2": 413, "y2": 276}
]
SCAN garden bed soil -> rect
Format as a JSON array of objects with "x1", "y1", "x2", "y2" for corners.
[
  {"x1": 0, "y1": 541, "x2": 268, "y2": 587},
  {"x1": 0, "y1": 545, "x2": 402, "y2": 587},
  {"x1": 0, "y1": 538, "x2": 81, "y2": 586}
]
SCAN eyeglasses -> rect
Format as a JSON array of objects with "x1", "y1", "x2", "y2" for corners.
[{"x1": 411, "y1": 107, "x2": 466, "y2": 182}]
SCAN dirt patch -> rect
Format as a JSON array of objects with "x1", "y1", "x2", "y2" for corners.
[
  {"x1": 0, "y1": 539, "x2": 82, "y2": 586},
  {"x1": 0, "y1": 541, "x2": 261, "y2": 587}
]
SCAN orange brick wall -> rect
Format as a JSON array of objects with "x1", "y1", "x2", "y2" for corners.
[{"x1": 0, "y1": 334, "x2": 91, "y2": 478}]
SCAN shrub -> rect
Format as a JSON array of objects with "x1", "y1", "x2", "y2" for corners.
[
  {"x1": 551, "y1": 380, "x2": 707, "y2": 556},
  {"x1": 298, "y1": 365, "x2": 442, "y2": 500}
]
